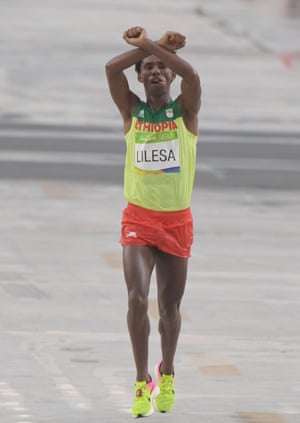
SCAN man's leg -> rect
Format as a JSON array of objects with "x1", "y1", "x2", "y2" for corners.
[
  {"x1": 122, "y1": 244, "x2": 156, "y2": 381},
  {"x1": 153, "y1": 251, "x2": 188, "y2": 413},
  {"x1": 155, "y1": 251, "x2": 188, "y2": 375}
]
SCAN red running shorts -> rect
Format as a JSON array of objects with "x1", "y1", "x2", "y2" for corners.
[{"x1": 120, "y1": 203, "x2": 194, "y2": 258}]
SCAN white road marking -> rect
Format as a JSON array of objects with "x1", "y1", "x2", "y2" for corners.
[
  {"x1": 189, "y1": 270, "x2": 300, "y2": 280},
  {"x1": 0, "y1": 381, "x2": 34, "y2": 422},
  {"x1": 21, "y1": 339, "x2": 93, "y2": 411},
  {"x1": 0, "y1": 150, "x2": 123, "y2": 165},
  {"x1": 0, "y1": 128, "x2": 117, "y2": 141},
  {"x1": 94, "y1": 366, "x2": 132, "y2": 409}
]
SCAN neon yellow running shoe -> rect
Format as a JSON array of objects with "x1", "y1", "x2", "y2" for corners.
[
  {"x1": 153, "y1": 361, "x2": 175, "y2": 413},
  {"x1": 132, "y1": 379, "x2": 159, "y2": 418}
]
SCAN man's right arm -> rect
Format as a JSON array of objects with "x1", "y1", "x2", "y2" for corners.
[{"x1": 105, "y1": 48, "x2": 147, "y2": 131}]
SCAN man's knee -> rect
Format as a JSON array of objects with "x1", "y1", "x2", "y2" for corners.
[
  {"x1": 128, "y1": 290, "x2": 148, "y2": 315},
  {"x1": 159, "y1": 302, "x2": 180, "y2": 321}
]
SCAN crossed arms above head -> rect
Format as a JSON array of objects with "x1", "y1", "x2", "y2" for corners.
[{"x1": 105, "y1": 27, "x2": 201, "y2": 134}]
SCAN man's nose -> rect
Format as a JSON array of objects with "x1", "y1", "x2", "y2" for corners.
[{"x1": 151, "y1": 66, "x2": 160, "y2": 74}]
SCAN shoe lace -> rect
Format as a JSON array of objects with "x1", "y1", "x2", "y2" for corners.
[{"x1": 160, "y1": 375, "x2": 174, "y2": 394}]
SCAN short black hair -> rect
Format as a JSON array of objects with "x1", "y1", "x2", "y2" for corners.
[
  {"x1": 135, "y1": 51, "x2": 176, "y2": 74},
  {"x1": 135, "y1": 60, "x2": 143, "y2": 74}
]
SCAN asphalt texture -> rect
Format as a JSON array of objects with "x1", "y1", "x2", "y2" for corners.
[
  {"x1": 1, "y1": 182, "x2": 300, "y2": 423},
  {"x1": 0, "y1": 1, "x2": 300, "y2": 422}
]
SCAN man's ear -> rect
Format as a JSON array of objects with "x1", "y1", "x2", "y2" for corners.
[
  {"x1": 137, "y1": 73, "x2": 143, "y2": 83},
  {"x1": 171, "y1": 72, "x2": 176, "y2": 82}
]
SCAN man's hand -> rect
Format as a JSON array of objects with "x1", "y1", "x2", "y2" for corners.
[
  {"x1": 123, "y1": 28, "x2": 186, "y2": 52},
  {"x1": 158, "y1": 31, "x2": 186, "y2": 51},
  {"x1": 123, "y1": 26, "x2": 147, "y2": 48}
]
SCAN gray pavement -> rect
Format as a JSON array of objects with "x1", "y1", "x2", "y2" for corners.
[
  {"x1": 1, "y1": 181, "x2": 300, "y2": 422},
  {"x1": 1, "y1": 1, "x2": 300, "y2": 422}
]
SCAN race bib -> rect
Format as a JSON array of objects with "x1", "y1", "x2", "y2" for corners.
[{"x1": 135, "y1": 131, "x2": 180, "y2": 173}]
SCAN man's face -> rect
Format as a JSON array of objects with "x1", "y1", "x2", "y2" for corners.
[{"x1": 138, "y1": 55, "x2": 175, "y2": 93}]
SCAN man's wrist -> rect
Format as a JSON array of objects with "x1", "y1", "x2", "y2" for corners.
[
  {"x1": 157, "y1": 40, "x2": 173, "y2": 51},
  {"x1": 138, "y1": 38, "x2": 154, "y2": 51}
]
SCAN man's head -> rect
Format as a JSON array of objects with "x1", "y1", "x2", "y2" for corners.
[
  {"x1": 135, "y1": 51, "x2": 176, "y2": 74},
  {"x1": 135, "y1": 55, "x2": 176, "y2": 95}
]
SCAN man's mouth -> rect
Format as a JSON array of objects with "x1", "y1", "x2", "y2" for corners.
[{"x1": 150, "y1": 77, "x2": 164, "y2": 85}]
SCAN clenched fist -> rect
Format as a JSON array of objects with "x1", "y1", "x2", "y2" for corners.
[
  {"x1": 123, "y1": 26, "x2": 147, "y2": 47},
  {"x1": 158, "y1": 31, "x2": 186, "y2": 51}
]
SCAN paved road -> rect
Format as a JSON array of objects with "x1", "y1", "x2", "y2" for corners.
[{"x1": 1, "y1": 181, "x2": 300, "y2": 423}]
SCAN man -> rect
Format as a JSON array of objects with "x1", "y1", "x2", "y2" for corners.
[{"x1": 105, "y1": 26, "x2": 201, "y2": 418}]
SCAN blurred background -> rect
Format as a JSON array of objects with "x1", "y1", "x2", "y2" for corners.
[{"x1": 1, "y1": 1, "x2": 300, "y2": 422}]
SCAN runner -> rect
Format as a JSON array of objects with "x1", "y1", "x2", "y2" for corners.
[{"x1": 105, "y1": 26, "x2": 201, "y2": 418}]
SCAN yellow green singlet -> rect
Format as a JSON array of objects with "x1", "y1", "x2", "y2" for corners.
[{"x1": 124, "y1": 99, "x2": 198, "y2": 211}]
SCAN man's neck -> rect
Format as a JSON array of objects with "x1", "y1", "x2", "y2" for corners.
[{"x1": 146, "y1": 94, "x2": 171, "y2": 110}]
